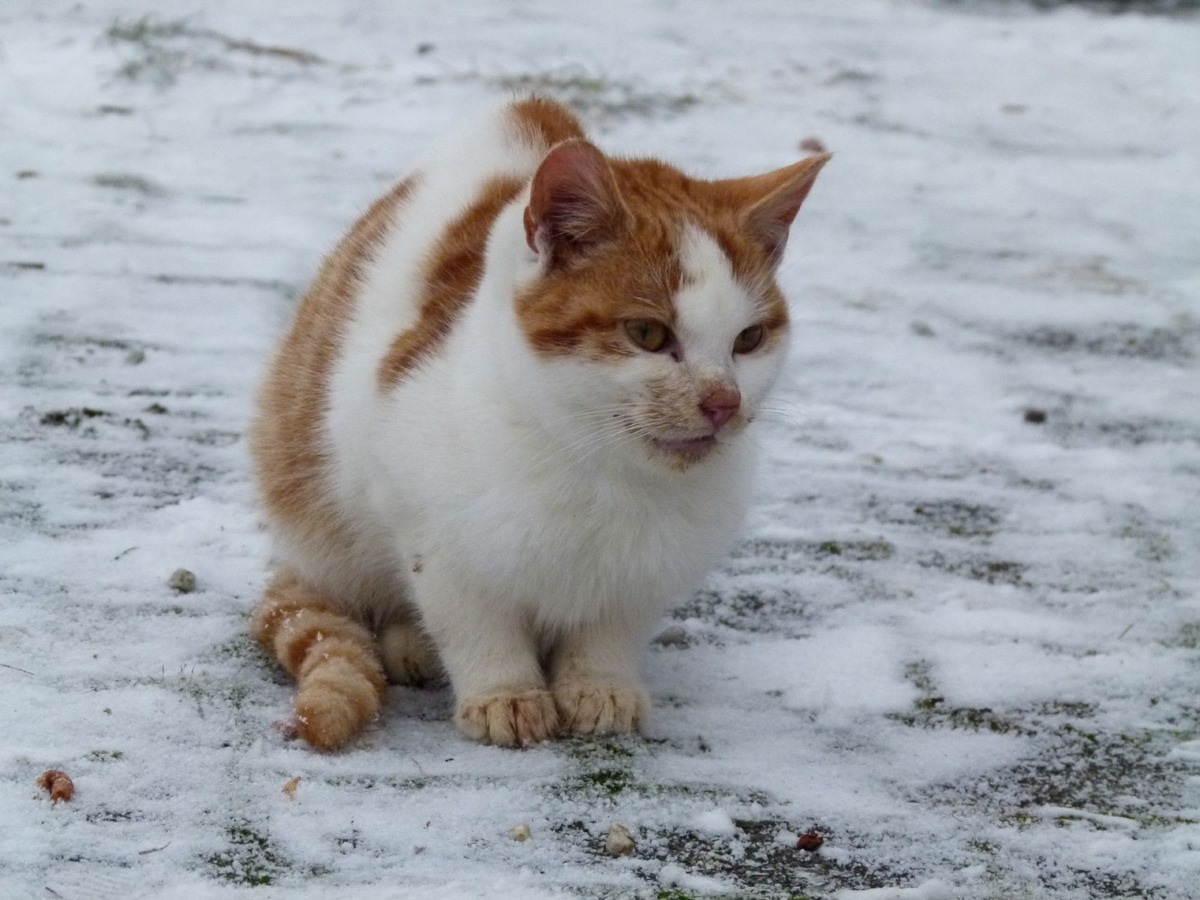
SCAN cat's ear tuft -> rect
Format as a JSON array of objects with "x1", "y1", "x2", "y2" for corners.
[
  {"x1": 525, "y1": 139, "x2": 628, "y2": 264},
  {"x1": 737, "y1": 153, "x2": 831, "y2": 267}
]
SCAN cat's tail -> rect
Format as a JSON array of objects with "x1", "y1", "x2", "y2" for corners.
[{"x1": 251, "y1": 571, "x2": 387, "y2": 751}]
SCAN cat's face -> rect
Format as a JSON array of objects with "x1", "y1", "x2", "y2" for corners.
[
  {"x1": 515, "y1": 146, "x2": 826, "y2": 472},
  {"x1": 517, "y1": 226, "x2": 787, "y2": 472}
]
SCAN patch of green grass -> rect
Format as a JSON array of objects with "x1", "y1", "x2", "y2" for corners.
[
  {"x1": 552, "y1": 813, "x2": 883, "y2": 898},
  {"x1": 653, "y1": 818, "x2": 890, "y2": 898},
  {"x1": 568, "y1": 767, "x2": 632, "y2": 797},
  {"x1": 918, "y1": 551, "x2": 1029, "y2": 586},
  {"x1": 903, "y1": 660, "x2": 936, "y2": 695},
  {"x1": 676, "y1": 585, "x2": 812, "y2": 635},
  {"x1": 323, "y1": 774, "x2": 433, "y2": 791},
  {"x1": 1014, "y1": 322, "x2": 1194, "y2": 362},
  {"x1": 896, "y1": 660, "x2": 1034, "y2": 735},
  {"x1": 563, "y1": 735, "x2": 636, "y2": 762},
  {"x1": 106, "y1": 16, "x2": 200, "y2": 87},
  {"x1": 557, "y1": 736, "x2": 639, "y2": 799},
  {"x1": 948, "y1": 723, "x2": 1188, "y2": 837},
  {"x1": 891, "y1": 702, "x2": 1033, "y2": 736},
  {"x1": 912, "y1": 500, "x2": 1003, "y2": 537},
  {"x1": 813, "y1": 539, "x2": 895, "y2": 560},
  {"x1": 203, "y1": 634, "x2": 264, "y2": 663},
  {"x1": 86, "y1": 807, "x2": 141, "y2": 824},
  {"x1": 1172, "y1": 621, "x2": 1200, "y2": 649},
  {"x1": 40, "y1": 407, "x2": 108, "y2": 428},
  {"x1": 85, "y1": 749, "x2": 125, "y2": 762},
  {"x1": 92, "y1": 173, "x2": 167, "y2": 197},
  {"x1": 204, "y1": 820, "x2": 292, "y2": 887}
]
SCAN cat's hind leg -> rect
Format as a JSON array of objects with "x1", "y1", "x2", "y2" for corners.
[
  {"x1": 378, "y1": 618, "x2": 442, "y2": 686},
  {"x1": 251, "y1": 571, "x2": 386, "y2": 751}
]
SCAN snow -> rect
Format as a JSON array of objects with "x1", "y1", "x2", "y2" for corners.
[{"x1": 2, "y1": 0, "x2": 1199, "y2": 897}]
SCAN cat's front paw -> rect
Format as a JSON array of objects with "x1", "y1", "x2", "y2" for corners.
[
  {"x1": 553, "y1": 677, "x2": 648, "y2": 736},
  {"x1": 455, "y1": 688, "x2": 559, "y2": 747}
]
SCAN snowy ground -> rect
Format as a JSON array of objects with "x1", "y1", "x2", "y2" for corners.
[{"x1": 2, "y1": 1, "x2": 1199, "y2": 898}]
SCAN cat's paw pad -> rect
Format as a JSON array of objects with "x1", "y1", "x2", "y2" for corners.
[
  {"x1": 379, "y1": 622, "x2": 442, "y2": 686},
  {"x1": 553, "y1": 677, "x2": 648, "y2": 735},
  {"x1": 456, "y1": 688, "x2": 559, "y2": 747}
]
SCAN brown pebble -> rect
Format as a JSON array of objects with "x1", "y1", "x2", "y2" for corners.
[
  {"x1": 800, "y1": 137, "x2": 828, "y2": 154},
  {"x1": 796, "y1": 830, "x2": 824, "y2": 851},
  {"x1": 37, "y1": 770, "x2": 75, "y2": 804}
]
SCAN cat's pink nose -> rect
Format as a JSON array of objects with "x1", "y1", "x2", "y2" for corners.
[{"x1": 700, "y1": 387, "x2": 741, "y2": 430}]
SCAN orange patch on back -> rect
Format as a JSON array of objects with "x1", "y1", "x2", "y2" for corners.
[
  {"x1": 377, "y1": 175, "x2": 525, "y2": 389},
  {"x1": 251, "y1": 177, "x2": 415, "y2": 543}
]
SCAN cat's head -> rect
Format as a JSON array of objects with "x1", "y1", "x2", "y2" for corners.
[{"x1": 514, "y1": 139, "x2": 828, "y2": 472}]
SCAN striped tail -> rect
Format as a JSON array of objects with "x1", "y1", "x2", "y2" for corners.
[{"x1": 251, "y1": 572, "x2": 386, "y2": 751}]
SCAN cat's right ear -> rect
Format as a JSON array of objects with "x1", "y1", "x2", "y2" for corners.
[{"x1": 524, "y1": 139, "x2": 628, "y2": 265}]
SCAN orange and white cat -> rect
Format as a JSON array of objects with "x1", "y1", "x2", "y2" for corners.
[{"x1": 250, "y1": 97, "x2": 828, "y2": 750}]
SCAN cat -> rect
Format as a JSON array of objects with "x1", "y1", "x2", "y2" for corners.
[{"x1": 249, "y1": 97, "x2": 829, "y2": 750}]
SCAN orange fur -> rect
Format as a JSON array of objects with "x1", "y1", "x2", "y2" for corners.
[
  {"x1": 249, "y1": 180, "x2": 415, "y2": 751},
  {"x1": 251, "y1": 177, "x2": 415, "y2": 546},
  {"x1": 251, "y1": 572, "x2": 386, "y2": 751},
  {"x1": 377, "y1": 175, "x2": 525, "y2": 388}
]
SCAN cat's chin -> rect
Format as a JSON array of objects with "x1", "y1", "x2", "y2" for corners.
[{"x1": 647, "y1": 432, "x2": 720, "y2": 466}]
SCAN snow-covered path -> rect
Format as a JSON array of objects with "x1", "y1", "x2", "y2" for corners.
[{"x1": 2, "y1": 2, "x2": 1198, "y2": 897}]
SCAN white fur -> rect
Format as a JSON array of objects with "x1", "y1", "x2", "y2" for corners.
[
  {"x1": 675, "y1": 223, "x2": 788, "y2": 406},
  {"x1": 284, "y1": 103, "x2": 791, "y2": 725}
]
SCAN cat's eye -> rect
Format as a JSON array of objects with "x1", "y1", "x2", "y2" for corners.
[
  {"x1": 624, "y1": 319, "x2": 672, "y2": 353},
  {"x1": 733, "y1": 324, "x2": 765, "y2": 354}
]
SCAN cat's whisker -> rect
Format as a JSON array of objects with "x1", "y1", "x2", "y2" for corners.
[
  {"x1": 753, "y1": 402, "x2": 809, "y2": 428},
  {"x1": 512, "y1": 416, "x2": 638, "y2": 479}
]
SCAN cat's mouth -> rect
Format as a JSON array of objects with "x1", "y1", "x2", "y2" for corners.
[{"x1": 649, "y1": 432, "x2": 718, "y2": 463}]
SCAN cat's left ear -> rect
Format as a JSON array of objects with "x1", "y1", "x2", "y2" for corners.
[{"x1": 734, "y1": 153, "x2": 831, "y2": 267}]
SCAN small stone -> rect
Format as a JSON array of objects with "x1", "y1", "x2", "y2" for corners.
[
  {"x1": 796, "y1": 830, "x2": 824, "y2": 852},
  {"x1": 125, "y1": 349, "x2": 146, "y2": 365},
  {"x1": 167, "y1": 568, "x2": 196, "y2": 593},
  {"x1": 509, "y1": 824, "x2": 531, "y2": 842},
  {"x1": 910, "y1": 320, "x2": 935, "y2": 337},
  {"x1": 605, "y1": 823, "x2": 636, "y2": 857},
  {"x1": 1023, "y1": 408, "x2": 1047, "y2": 425},
  {"x1": 799, "y1": 136, "x2": 827, "y2": 154},
  {"x1": 653, "y1": 624, "x2": 688, "y2": 648}
]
